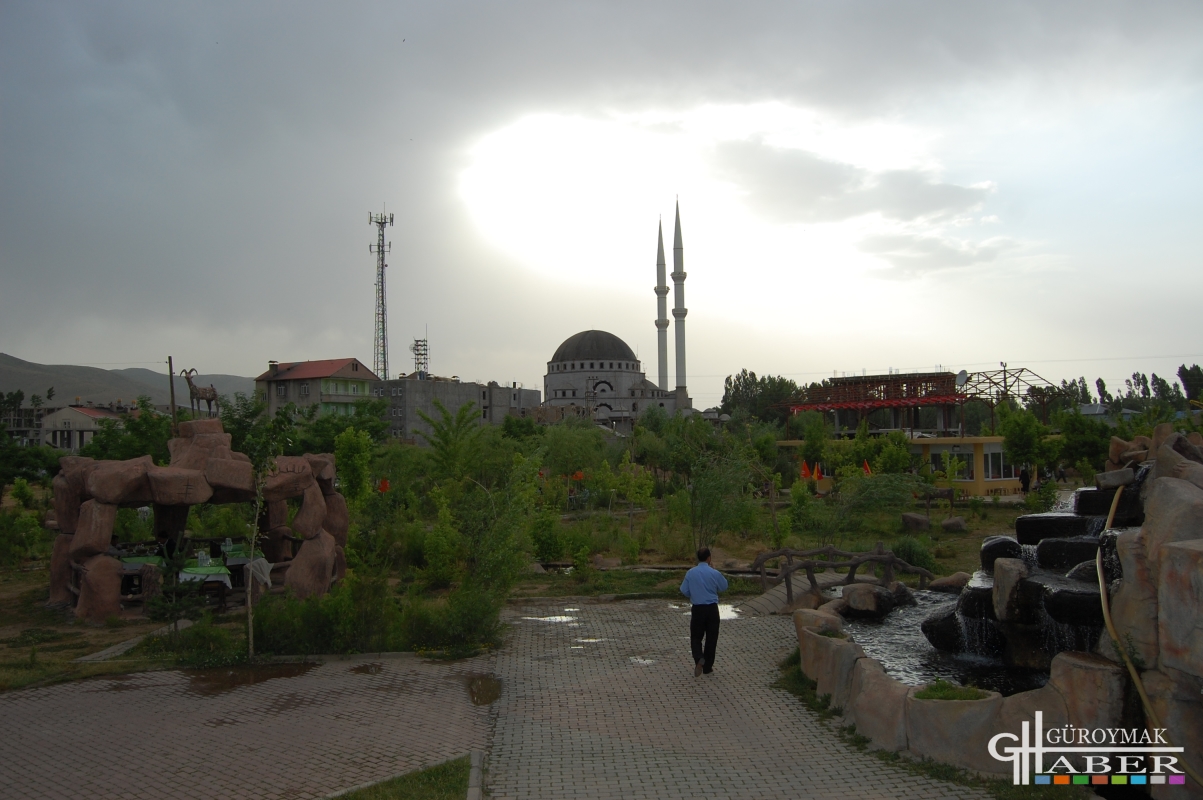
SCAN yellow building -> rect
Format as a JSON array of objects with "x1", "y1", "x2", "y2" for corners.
[{"x1": 908, "y1": 436, "x2": 1023, "y2": 496}]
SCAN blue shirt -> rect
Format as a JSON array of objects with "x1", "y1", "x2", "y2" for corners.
[{"x1": 680, "y1": 562, "x2": 728, "y2": 606}]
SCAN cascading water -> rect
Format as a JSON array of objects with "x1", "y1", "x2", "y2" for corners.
[{"x1": 1020, "y1": 544, "x2": 1039, "y2": 569}]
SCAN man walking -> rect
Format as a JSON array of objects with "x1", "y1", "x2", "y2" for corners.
[{"x1": 680, "y1": 547, "x2": 728, "y2": 677}]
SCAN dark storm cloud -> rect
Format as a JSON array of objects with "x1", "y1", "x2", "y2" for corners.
[
  {"x1": 2, "y1": 1, "x2": 1202, "y2": 372},
  {"x1": 711, "y1": 141, "x2": 990, "y2": 223}
]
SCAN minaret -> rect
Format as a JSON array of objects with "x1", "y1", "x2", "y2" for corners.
[
  {"x1": 654, "y1": 220, "x2": 669, "y2": 392},
  {"x1": 671, "y1": 201, "x2": 690, "y2": 408}
]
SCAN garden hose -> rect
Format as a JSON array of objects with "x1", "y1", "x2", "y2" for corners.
[{"x1": 1096, "y1": 486, "x2": 1203, "y2": 787}]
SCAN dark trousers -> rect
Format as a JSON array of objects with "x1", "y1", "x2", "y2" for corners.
[{"x1": 690, "y1": 603, "x2": 720, "y2": 672}]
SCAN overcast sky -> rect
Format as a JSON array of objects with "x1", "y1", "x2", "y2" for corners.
[{"x1": 3, "y1": 2, "x2": 1202, "y2": 408}]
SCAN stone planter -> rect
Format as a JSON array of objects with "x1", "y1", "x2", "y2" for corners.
[
  {"x1": 906, "y1": 688, "x2": 1005, "y2": 774},
  {"x1": 844, "y1": 658, "x2": 909, "y2": 751},
  {"x1": 797, "y1": 627, "x2": 864, "y2": 712}
]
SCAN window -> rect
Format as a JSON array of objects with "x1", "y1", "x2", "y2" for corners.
[
  {"x1": 572, "y1": 390, "x2": 576, "y2": 397},
  {"x1": 482, "y1": 409, "x2": 487, "y2": 419},
  {"x1": 609, "y1": 362, "x2": 613, "y2": 369},
  {"x1": 351, "y1": 384, "x2": 359, "y2": 395},
  {"x1": 62, "y1": 420, "x2": 71, "y2": 429},
  {"x1": 482, "y1": 391, "x2": 487, "y2": 400},
  {"x1": 590, "y1": 362, "x2": 595, "y2": 368},
  {"x1": 276, "y1": 383, "x2": 287, "y2": 398},
  {"x1": 300, "y1": 382, "x2": 310, "y2": 396},
  {"x1": 352, "y1": 362, "x2": 359, "y2": 371}
]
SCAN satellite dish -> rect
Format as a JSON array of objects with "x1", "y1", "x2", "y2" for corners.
[{"x1": 956, "y1": 370, "x2": 968, "y2": 387}]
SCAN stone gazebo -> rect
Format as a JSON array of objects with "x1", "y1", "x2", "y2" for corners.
[{"x1": 49, "y1": 418, "x2": 348, "y2": 623}]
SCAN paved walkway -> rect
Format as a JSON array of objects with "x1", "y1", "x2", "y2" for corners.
[
  {"x1": 0, "y1": 654, "x2": 493, "y2": 800},
  {"x1": 488, "y1": 598, "x2": 986, "y2": 799},
  {"x1": 0, "y1": 600, "x2": 986, "y2": 799}
]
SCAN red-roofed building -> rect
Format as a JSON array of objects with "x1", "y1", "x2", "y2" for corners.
[
  {"x1": 40, "y1": 405, "x2": 124, "y2": 452},
  {"x1": 253, "y1": 358, "x2": 379, "y2": 417}
]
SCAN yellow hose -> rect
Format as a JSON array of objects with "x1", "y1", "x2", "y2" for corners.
[{"x1": 1096, "y1": 485, "x2": 1203, "y2": 786}]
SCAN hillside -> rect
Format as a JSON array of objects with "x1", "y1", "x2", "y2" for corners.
[{"x1": 0, "y1": 353, "x2": 254, "y2": 407}]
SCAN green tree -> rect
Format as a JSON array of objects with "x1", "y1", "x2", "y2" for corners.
[
  {"x1": 1055, "y1": 409, "x2": 1111, "y2": 471},
  {"x1": 422, "y1": 495, "x2": 462, "y2": 588},
  {"x1": 292, "y1": 398, "x2": 388, "y2": 454},
  {"x1": 999, "y1": 406, "x2": 1053, "y2": 470},
  {"x1": 334, "y1": 427, "x2": 374, "y2": 506},
  {"x1": 416, "y1": 400, "x2": 483, "y2": 482},
  {"x1": 720, "y1": 369, "x2": 799, "y2": 425},
  {"x1": 80, "y1": 396, "x2": 173, "y2": 464},
  {"x1": 0, "y1": 424, "x2": 60, "y2": 488},
  {"x1": 1178, "y1": 364, "x2": 1203, "y2": 403}
]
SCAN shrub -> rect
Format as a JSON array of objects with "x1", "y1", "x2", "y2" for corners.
[
  {"x1": 138, "y1": 617, "x2": 246, "y2": 668},
  {"x1": 0, "y1": 510, "x2": 49, "y2": 566},
  {"x1": 10, "y1": 478, "x2": 35, "y2": 509},
  {"x1": 1023, "y1": 480, "x2": 1058, "y2": 513},
  {"x1": 422, "y1": 504, "x2": 462, "y2": 588},
  {"x1": 891, "y1": 536, "x2": 938, "y2": 573},
  {"x1": 529, "y1": 512, "x2": 563, "y2": 563},
  {"x1": 254, "y1": 574, "x2": 405, "y2": 655},
  {"x1": 572, "y1": 545, "x2": 592, "y2": 582},
  {"x1": 1074, "y1": 457, "x2": 1096, "y2": 487},
  {"x1": 401, "y1": 587, "x2": 502, "y2": 655}
]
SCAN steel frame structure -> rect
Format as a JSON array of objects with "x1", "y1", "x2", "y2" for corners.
[{"x1": 369, "y1": 210, "x2": 394, "y2": 381}]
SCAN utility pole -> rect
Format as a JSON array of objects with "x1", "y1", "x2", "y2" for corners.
[
  {"x1": 167, "y1": 356, "x2": 178, "y2": 435},
  {"x1": 369, "y1": 209, "x2": 394, "y2": 380}
]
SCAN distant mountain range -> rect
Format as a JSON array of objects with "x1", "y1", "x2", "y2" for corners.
[{"x1": 0, "y1": 353, "x2": 255, "y2": 407}]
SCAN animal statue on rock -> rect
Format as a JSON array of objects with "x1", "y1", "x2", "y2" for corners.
[{"x1": 181, "y1": 368, "x2": 220, "y2": 418}]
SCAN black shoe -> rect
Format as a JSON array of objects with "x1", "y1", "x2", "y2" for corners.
[
  {"x1": 694, "y1": 660, "x2": 704, "y2": 678},
  {"x1": 702, "y1": 668, "x2": 713, "y2": 675}
]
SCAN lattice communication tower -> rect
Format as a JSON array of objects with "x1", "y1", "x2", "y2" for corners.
[
  {"x1": 410, "y1": 338, "x2": 429, "y2": 378},
  {"x1": 369, "y1": 210, "x2": 394, "y2": 380}
]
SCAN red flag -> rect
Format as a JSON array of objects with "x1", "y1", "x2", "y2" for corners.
[
  {"x1": 378, "y1": 478, "x2": 390, "y2": 493},
  {"x1": 800, "y1": 461, "x2": 811, "y2": 479},
  {"x1": 862, "y1": 459, "x2": 872, "y2": 476},
  {"x1": 814, "y1": 463, "x2": 823, "y2": 480},
  {"x1": 571, "y1": 470, "x2": 584, "y2": 482}
]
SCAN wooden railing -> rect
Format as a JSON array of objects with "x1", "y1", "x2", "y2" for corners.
[{"x1": 749, "y1": 542, "x2": 935, "y2": 605}]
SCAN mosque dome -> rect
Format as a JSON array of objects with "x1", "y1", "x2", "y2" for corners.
[{"x1": 551, "y1": 330, "x2": 637, "y2": 363}]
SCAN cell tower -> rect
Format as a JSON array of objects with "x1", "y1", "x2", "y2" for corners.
[
  {"x1": 410, "y1": 337, "x2": 429, "y2": 378},
  {"x1": 369, "y1": 209, "x2": 394, "y2": 380}
]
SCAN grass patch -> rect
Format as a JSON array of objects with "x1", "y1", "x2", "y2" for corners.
[
  {"x1": 914, "y1": 679, "x2": 989, "y2": 701},
  {"x1": 774, "y1": 647, "x2": 1090, "y2": 800},
  {"x1": 338, "y1": 755, "x2": 469, "y2": 800},
  {"x1": 511, "y1": 568, "x2": 762, "y2": 599}
]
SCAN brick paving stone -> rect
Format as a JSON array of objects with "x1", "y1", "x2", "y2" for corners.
[
  {"x1": 487, "y1": 598, "x2": 989, "y2": 799},
  {"x1": 0, "y1": 654, "x2": 492, "y2": 800}
]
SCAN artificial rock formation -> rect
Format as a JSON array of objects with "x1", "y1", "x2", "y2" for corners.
[{"x1": 49, "y1": 419, "x2": 346, "y2": 622}]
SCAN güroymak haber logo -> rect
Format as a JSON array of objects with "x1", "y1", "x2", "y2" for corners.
[{"x1": 988, "y1": 711, "x2": 1189, "y2": 787}]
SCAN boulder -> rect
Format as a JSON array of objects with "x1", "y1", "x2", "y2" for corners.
[
  {"x1": 998, "y1": 622, "x2": 1050, "y2": 670},
  {"x1": 1175, "y1": 460, "x2": 1203, "y2": 491},
  {"x1": 841, "y1": 583, "x2": 896, "y2": 620},
  {"x1": 168, "y1": 432, "x2": 233, "y2": 470},
  {"x1": 928, "y1": 571, "x2": 971, "y2": 594},
  {"x1": 1015, "y1": 513, "x2": 1093, "y2": 545},
  {"x1": 48, "y1": 534, "x2": 74, "y2": 605},
  {"x1": 52, "y1": 456, "x2": 95, "y2": 534},
  {"x1": 75, "y1": 554, "x2": 123, "y2": 623},
  {"x1": 147, "y1": 466, "x2": 213, "y2": 506},
  {"x1": 906, "y1": 687, "x2": 1005, "y2": 774},
  {"x1": 263, "y1": 456, "x2": 314, "y2": 502},
  {"x1": 291, "y1": 483, "x2": 327, "y2": 540},
  {"x1": 940, "y1": 516, "x2": 966, "y2": 532},
  {"x1": 1109, "y1": 436, "x2": 1130, "y2": 464},
  {"x1": 264, "y1": 526, "x2": 294, "y2": 563},
  {"x1": 992, "y1": 558, "x2": 1029, "y2": 623},
  {"x1": 888, "y1": 581, "x2": 916, "y2": 608},
  {"x1": 1104, "y1": 459, "x2": 1122, "y2": 472},
  {"x1": 260, "y1": 499, "x2": 289, "y2": 533},
  {"x1": 921, "y1": 602, "x2": 963, "y2": 652},
  {"x1": 43, "y1": 510, "x2": 58, "y2": 531},
  {"x1": 793, "y1": 609, "x2": 843, "y2": 636},
  {"x1": 1036, "y1": 535, "x2": 1100, "y2": 571},
  {"x1": 322, "y1": 493, "x2": 350, "y2": 548},
  {"x1": 997, "y1": 684, "x2": 1069, "y2": 758},
  {"x1": 1142, "y1": 478, "x2": 1203, "y2": 575},
  {"x1": 797, "y1": 627, "x2": 864, "y2": 711},
  {"x1": 205, "y1": 458, "x2": 255, "y2": 497},
  {"x1": 177, "y1": 418, "x2": 225, "y2": 437},
  {"x1": 845, "y1": 658, "x2": 909, "y2": 751},
  {"x1": 1120, "y1": 448, "x2": 1149, "y2": 464},
  {"x1": 817, "y1": 598, "x2": 847, "y2": 617},
  {"x1": 957, "y1": 571, "x2": 996, "y2": 620},
  {"x1": 1074, "y1": 486, "x2": 1143, "y2": 525},
  {"x1": 1065, "y1": 560, "x2": 1099, "y2": 582},
  {"x1": 333, "y1": 545, "x2": 347, "y2": 582},
  {"x1": 1171, "y1": 432, "x2": 1203, "y2": 465},
  {"x1": 284, "y1": 530, "x2": 337, "y2": 599},
  {"x1": 1141, "y1": 669, "x2": 1203, "y2": 799},
  {"x1": 1190, "y1": 432, "x2": 1203, "y2": 447},
  {"x1": 1048, "y1": 652, "x2": 1128, "y2": 731},
  {"x1": 782, "y1": 591, "x2": 823, "y2": 613},
  {"x1": 84, "y1": 455, "x2": 154, "y2": 505},
  {"x1": 1095, "y1": 468, "x2": 1135, "y2": 490},
  {"x1": 980, "y1": 536, "x2": 1022, "y2": 571},
  {"x1": 901, "y1": 512, "x2": 930, "y2": 531},
  {"x1": 1158, "y1": 540, "x2": 1203, "y2": 679},
  {"x1": 1151, "y1": 442, "x2": 1188, "y2": 484},
  {"x1": 69, "y1": 500, "x2": 117, "y2": 562},
  {"x1": 1097, "y1": 529, "x2": 1159, "y2": 668},
  {"x1": 1150, "y1": 422, "x2": 1176, "y2": 459},
  {"x1": 1021, "y1": 572, "x2": 1104, "y2": 627},
  {"x1": 304, "y1": 453, "x2": 337, "y2": 494}
]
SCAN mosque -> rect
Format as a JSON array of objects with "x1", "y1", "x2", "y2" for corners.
[{"x1": 543, "y1": 203, "x2": 692, "y2": 430}]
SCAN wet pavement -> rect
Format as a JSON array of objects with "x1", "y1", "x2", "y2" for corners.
[{"x1": 488, "y1": 598, "x2": 986, "y2": 799}]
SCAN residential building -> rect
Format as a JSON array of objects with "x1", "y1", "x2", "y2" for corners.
[
  {"x1": 40, "y1": 406, "x2": 124, "y2": 452},
  {"x1": 373, "y1": 375, "x2": 540, "y2": 444},
  {"x1": 254, "y1": 358, "x2": 381, "y2": 417}
]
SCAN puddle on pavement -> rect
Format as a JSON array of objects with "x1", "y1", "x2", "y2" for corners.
[
  {"x1": 458, "y1": 673, "x2": 502, "y2": 705},
  {"x1": 629, "y1": 656, "x2": 656, "y2": 666},
  {"x1": 523, "y1": 615, "x2": 576, "y2": 623},
  {"x1": 574, "y1": 638, "x2": 606, "y2": 643},
  {"x1": 669, "y1": 603, "x2": 743, "y2": 619},
  {"x1": 571, "y1": 646, "x2": 584, "y2": 649},
  {"x1": 350, "y1": 662, "x2": 383, "y2": 675},
  {"x1": 184, "y1": 662, "x2": 316, "y2": 696},
  {"x1": 85, "y1": 674, "x2": 152, "y2": 693}
]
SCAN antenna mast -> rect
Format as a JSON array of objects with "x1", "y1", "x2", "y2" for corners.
[{"x1": 369, "y1": 208, "x2": 394, "y2": 380}]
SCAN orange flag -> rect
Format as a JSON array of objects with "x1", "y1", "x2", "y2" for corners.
[
  {"x1": 862, "y1": 459, "x2": 872, "y2": 476},
  {"x1": 814, "y1": 463, "x2": 823, "y2": 480},
  {"x1": 800, "y1": 461, "x2": 811, "y2": 479}
]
